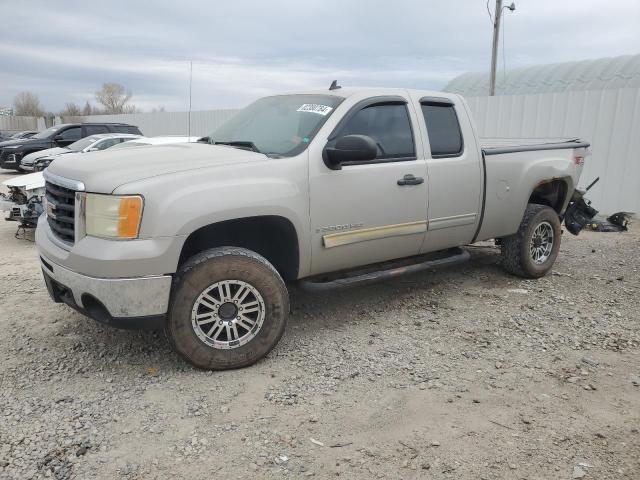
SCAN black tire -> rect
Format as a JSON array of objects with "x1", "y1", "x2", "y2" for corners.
[
  {"x1": 166, "y1": 247, "x2": 289, "y2": 370},
  {"x1": 501, "y1": 204, "x2": 562, "y2": 278}
]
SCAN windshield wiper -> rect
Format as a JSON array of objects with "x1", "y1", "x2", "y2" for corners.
[{"x1": 213, "y1": 141, "x2": 261, "y2": 153}]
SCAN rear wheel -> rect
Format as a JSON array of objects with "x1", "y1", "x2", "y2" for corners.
[
  {"x1": 501, "y1": 204, "x2": 561, "y2": 278},
  {"x1": 166, "y1": 247, "x2": 289, "y2": 370}
]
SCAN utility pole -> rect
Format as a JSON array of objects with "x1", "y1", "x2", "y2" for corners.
[{"x1": 489, "y1": 0, "x2": 503, "y2": 96}]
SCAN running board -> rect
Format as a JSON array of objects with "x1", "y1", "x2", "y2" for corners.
[{"x1": 298, "y1": 248, "x2": 470, "y2": 292}]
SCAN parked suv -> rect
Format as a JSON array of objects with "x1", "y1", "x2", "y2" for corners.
[{"x1": 0, "y1": 123, "x2": 142, "y2": 171}]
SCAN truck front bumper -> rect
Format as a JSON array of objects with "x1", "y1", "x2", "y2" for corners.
[{"x1": 40, "y1": 254, "x2": 171, "y2": 330}]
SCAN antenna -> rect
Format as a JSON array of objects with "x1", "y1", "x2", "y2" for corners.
[
  {"x1": 329, "y1": 80, "x2": 341, "y2": 90},
  {"x1": 188, "y1": 60, "x2": 193, "y2": 140}
]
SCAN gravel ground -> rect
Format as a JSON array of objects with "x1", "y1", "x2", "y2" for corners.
[{"x1": 0, "y1": 170, "x2": 638, "y2": 480}]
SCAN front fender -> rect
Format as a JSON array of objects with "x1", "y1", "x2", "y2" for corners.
[{"x1": 113, "y1": 156, "x2": 312, "y2": 277}]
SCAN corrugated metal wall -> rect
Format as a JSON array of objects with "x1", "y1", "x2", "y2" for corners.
[
  {"x1": 61, "y1": 109, "x2": 240, "y2": 137},
  {"x1": 465, "y1": 87, "x2": 640, "y2": 214}
]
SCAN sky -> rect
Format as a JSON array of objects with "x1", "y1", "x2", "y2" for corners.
[{"x1": 1, "y1": 0, "x2": 639, "y2": 113}]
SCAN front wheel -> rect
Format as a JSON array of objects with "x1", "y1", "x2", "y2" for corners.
[
  {"x1": 166, "y1": 247, "x2": 289, "y2": 370},
  {"x1": 500, "y1": 204, "x2": 562, "y2": 278}
]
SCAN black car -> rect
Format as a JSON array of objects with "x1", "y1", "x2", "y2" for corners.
[{"x1": 0, "y1": 123, "x2": 143, "y2": 171}]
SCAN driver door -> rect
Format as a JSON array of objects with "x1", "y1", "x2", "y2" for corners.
[
  {"x1": 309, "y1": 96, "x2": 428, "y2": 275},
  {"x1": 55, "y1": 127, "x2": 82, "y2": 147}
]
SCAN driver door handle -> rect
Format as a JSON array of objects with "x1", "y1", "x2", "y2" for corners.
[{"x1": 397, "y1": 174, "x2": 424, "y2": 186}]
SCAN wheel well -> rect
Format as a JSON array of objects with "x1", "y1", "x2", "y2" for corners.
[
  {"x1": 528, "y1": 179, "x2": 568, "y2": 213},
  {"x1": 178, "y1": 216, "x2": 300, "y2": 281}
]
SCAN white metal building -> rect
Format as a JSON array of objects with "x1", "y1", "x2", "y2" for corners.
[{"x1": 444, "y1": 54, "x2": 640, "y2": 215}]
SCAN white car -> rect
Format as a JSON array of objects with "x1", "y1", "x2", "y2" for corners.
[
  {"x1": 0, "y1": 172, "x2": 46, "y2": 228},
  {"x1": 20, "y1": 133, "x2": 143, "y2": 172},
  {"x1": 109, "y1": 136, "x2": 201, "y2": 149}
]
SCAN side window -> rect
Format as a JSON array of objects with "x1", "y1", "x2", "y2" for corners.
[
  {"x1": 94, "y1": 138, "x2": 119, "y2": 150},
  {"x1": 336, "y1": 103, "x2": 415, "y2": 160},
  {"x1": 116, "y1": 125, "x2": 142, "y2": 135},
  {"x1": 59, "y1": 127, "x2": 82, "y2": 141},
  {"x1": 85, "y1": 125, "x2": 109, "y2": 136},
  {"x1": 421, "y1": 103, "x2": 463, "y2": 158}
]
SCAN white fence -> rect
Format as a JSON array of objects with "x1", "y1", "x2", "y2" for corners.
[
  {"x1": 465, "y1": 87, "x2": 640, "y2": 215},
  {"x1": 0, "y1": 116, "x2": 46, "y2": 133},
  {"x1": 61, "y1": 109, "x2": 240, "y2": 137}
]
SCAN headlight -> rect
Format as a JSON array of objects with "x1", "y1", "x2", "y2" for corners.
[{"x1": 85, "y1": 194, "x2": 143, "y2": 239}]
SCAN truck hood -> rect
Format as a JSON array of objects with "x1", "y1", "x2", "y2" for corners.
[{"x1": 46, "y1": 142, "x2": 268, "y2": 193}]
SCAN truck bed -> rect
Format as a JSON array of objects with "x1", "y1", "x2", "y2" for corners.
[{"x1": 480, "y1": 137, "x2": 590, "y2": 155}]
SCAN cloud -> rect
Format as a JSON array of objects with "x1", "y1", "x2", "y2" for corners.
[{"x1": 1, "y1": 0, "x2": 638, "y2": 112}]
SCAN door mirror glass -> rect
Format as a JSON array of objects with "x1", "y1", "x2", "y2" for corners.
[{"x1": 324, "y1": 134, "x2": 378, "y2": 168}]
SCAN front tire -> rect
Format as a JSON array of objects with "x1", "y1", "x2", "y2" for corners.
[
  {"x1": 166, "y1": 247, "x2": 289, "y2": 370},
  {"x1": 501, "y1": 204, "x2": 562, "y2": 278}
]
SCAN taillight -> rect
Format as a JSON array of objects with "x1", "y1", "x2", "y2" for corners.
[{"x1": 574, "y1": 156, "x2": 584, "y2": 166}]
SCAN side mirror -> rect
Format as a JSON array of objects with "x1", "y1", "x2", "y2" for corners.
[
  {"x1": 86, "y1": 147, "x2": 99, "y2": 152},
  {"x1": 323, "y1": 134, "x2": 378, "y2": 169}
]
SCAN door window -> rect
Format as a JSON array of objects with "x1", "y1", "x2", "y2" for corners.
[
  {"x1": 421, "y1": 103, "x2": 463, "y2": 158},
  {"x1": 85, "y1": 125, "x2": 110, "y2": 136},
  {"x1": 58, "y1": 127, "x2": 82, "y2": 141},
  {"x1": 335, "y1": 103, "x2": 415, "y2": 160}
]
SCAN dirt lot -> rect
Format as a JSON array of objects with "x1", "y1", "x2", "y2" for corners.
[{"x1": 0, "y1": 170, "x2": 638, "y2": 480}]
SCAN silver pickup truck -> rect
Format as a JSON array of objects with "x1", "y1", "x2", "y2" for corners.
[{"x1": 36, "y1": 86, "x2": 594, "y2": 370}]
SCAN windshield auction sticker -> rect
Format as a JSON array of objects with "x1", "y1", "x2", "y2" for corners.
[{"x1": 297, "y1": 104, "x2": 333, "y2": 115}]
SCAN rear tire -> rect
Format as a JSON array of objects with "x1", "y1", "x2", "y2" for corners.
[
  {"x1": 166, "y1": 247, "x2": 289, "y2": 370},
  {"x1": 501, "y1": 204, "x2": 561, "y2": 278}
]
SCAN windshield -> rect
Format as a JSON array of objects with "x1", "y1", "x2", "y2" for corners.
[
  {"x1": 68, "y1": 136, "x2": 100, "y2": 151},
  {"x1": 32, "y1": 125, "x2": 62, "y2": 140},
  {"x1": 208, "y1": 94, "x2": 343, "y2": 157}
]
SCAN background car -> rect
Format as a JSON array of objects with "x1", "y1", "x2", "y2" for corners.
[
  {"x1": 109, "y1": 136, "x2": 201, "y2": 149},
  {"x1": 0, "y1": 122, "x2": 142, "y2": 171},
  {"x1": 5, "y1": 131, "x2": 39, "y2": 140},
  {"x1": 21, "y1": 133, "x2": 143, "y2": 171}
]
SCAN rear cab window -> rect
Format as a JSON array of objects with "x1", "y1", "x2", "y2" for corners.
[{"x1": 420, "y1": 99, "x2": 463, "y2": 158}]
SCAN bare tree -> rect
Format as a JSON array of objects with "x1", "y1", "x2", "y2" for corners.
[
  {"x1": 60, "y1": 102, "x2": 82, "y2": 116},
  {"x1": 13, "y1": 91, "x2": 44, "y2": 117},
  {"x1": 95, "y1": 82, "x2": 135, "y2": 114},
  {"x1": 81, "y1": 101, "x2": 103, "y2": 116}
]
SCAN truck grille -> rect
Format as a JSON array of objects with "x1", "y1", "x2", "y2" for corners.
[{"x1": 45, "y1": 181, "x2": 76, "y2": 243}]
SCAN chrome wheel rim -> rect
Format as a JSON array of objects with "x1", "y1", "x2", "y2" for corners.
[
  {"x1": 191, "y1": 280, "x2": 265, "y2": 350},
  {"x1": 530, "y1": 221, "x2": 554, "y2": 264}
]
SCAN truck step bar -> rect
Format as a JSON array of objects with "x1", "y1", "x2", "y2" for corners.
[{"x1": 298, "y1": 247, "x2": 470, "y2": 292}]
